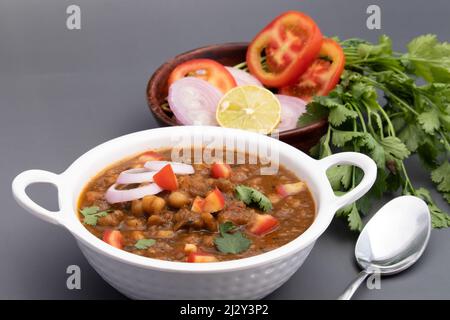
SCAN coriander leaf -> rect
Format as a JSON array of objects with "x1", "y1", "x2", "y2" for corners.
[
  {"x1": 417, "y1": 109, "x2": 441, "y2": 134},
  {"x1": 79, "y1": 206, "x2": 110, "y2": 226},
  {"x1": 214, "y1": 222, "x2": 251, "y2": 254},
  {"x1": 415, "y1": 188, "x2": 450, "y2": 228},
  {"x1": 135, "y1": 239, "x2": 156, "y2": 250},
  {"x1": 361, "y1": 134, "x2": 386, "y2": 168},
  {"x1": 298, "y1": 103, "x2": 328, "y2": 128},
  {"x1": 235, "y1": 185, "x2": 272, "y2": 212},
  {"x1": 219, "y1": 221, "x2": 236, "y2": 236},
  {"x1": 83, "y1": 215, "x2": 99, "y2": 226},
  {"x1": 327, "y1": 165, "x2": 353, "y2": 190},
  {"x1": 398, "y1": 123, "x2": 424, "y2": 152},
  {"x1": 331, "y1": 129, "x2": 363, "y2": 147},
  {"x1": 328, "y1": 104, "x2": 358, "y2": 126},
  {"x1": 347, "y1": 204, "x2": 363, "y2": 231},
  {"x1": 80, "y1": 206, "x2": 100, "y2": 216},
  {"x1": 380, "y1": 136, "x2": 410, "y2": 161},
  {"x1": 431, "y1": 162, "x2": 450, "y2": 193},
  {"x1": 405, "y1": 34, "x2": 450, "y2": 83}
]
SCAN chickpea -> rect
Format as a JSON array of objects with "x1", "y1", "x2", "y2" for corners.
[
  {"x1": 150, "y1": 197, "x2": 166, "y2": 214},
  {"x1": 142, "y1": 195, "x2": 156, "y2": 214},
  {"x1": 130, "y1": 230, "x2": 145, "y2": 241},
  {"x1": 156, "y1": 230, "x2": 174, "y2": 238},
  {"x1": 168, "y1": 191, "x2": 190, "y2": 208},
  {"x1": 147, "y1": 215, "x2": 164, "y2": 226},
  {"x1": 131, "y1": 200, "x2": 144, "y2": 217}
]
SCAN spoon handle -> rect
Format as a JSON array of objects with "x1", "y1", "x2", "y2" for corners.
[{"x1": 337, "y1": 270, "x2": 371, "y2": 300}]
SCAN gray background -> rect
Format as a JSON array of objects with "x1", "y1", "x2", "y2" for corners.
[{"x1": 1, "y1": 0, "x2": 449, "y2": 299}]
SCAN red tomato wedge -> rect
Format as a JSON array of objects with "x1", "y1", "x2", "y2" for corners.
[
  {"x1": 153, "y1": 164, "x2": 178, "y2": 191},
  {"x1": 168, "y1": 59, "x2": 237, "y2": 94},
  {"x1": 211, "y1": 163, "x2": 232, "y2": 179},
  {"x1": 102, "y1": 230, "x2": 123, "y2": 249},
  {"x1": 246, "y1": 11, "x2": 323, "y2": 87},
  {"x1": 203, "y1": 188, "x2": 225, "y2": 213},
  {"x1": 279, "y1": 38, "x2": 345, "y2": 101},
  {"x1": 187, "y1": 252, "x2": 218, "y2": 263},
  {"x1": 191, "y1": 196, "x2": 205, "y2": 213},
  {"x1": 248, "y1": 214, "x2": 279, "y2": 236}
]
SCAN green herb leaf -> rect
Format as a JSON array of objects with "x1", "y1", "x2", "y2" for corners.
[
  {"x1": 405, "y1": 34, "x2": 450, "y2": 83},
  {"x1": 235, "y1": 185, "x2": 272, "y2": 212},
  {"x1": 214, "y1": 222, "x2": 251, "y2": 254},
  {"x1": 134, "y1": 239, "x2": 156, "y2": 250},
  {"x1": 80, "y1": 206, "x2": 110, "y2": 226}
]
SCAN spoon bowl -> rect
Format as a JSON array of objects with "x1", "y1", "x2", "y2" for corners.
[{"x1": 339, "y1": 195, "x2": 431, "y2": 299}]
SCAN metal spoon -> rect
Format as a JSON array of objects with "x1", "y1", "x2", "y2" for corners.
[{"x1": 338, "y1": 195, "x2": 431, "y2": 300}]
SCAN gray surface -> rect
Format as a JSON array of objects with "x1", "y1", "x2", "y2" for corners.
[{"x1": 1, "y1": 0, "x2": 449, "y2": 299}]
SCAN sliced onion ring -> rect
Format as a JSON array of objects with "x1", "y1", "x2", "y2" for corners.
[
  {"x1": 105, "y1": 183, "x2": 163, "y2": 204},
  {"x1": 116, "y1": 168, "x2": 156, "y2": 185},
  {"x1": 225, "y1": 67, "x2": 263, "y2": 87},
  {"x1": 275, "y1": 94, "x2": 307, "y2": 132},
  {"x1": 168, "y1": 77, "x2": 222, "y2": 125},
  {"x1": 144, "y1": 161, "x2": 194, "y2": 174}
]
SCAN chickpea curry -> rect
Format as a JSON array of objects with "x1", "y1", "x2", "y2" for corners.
[{"x1": 78, "y1": 149, "x2": 315, "y2": 262}]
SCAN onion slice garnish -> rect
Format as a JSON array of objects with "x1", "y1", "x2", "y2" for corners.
[
  {"x1": 225, "y1": 67, "x2": 263, "y2": 87},
  {"x1": 116, "y1": 168, "x2": 156, "y2": 185},
  {"x1": 144, "y1": 161, "x2": 195, "y2": 175},
  {"x1": 275, "y1": 94, "x2": 307, "y2": 132},
  {"x1": 105, "y1": 183, "x2": 163, "y2": 204},
  {"x1": 168, "y1": 77, "x2": 222, "y2": 125}
]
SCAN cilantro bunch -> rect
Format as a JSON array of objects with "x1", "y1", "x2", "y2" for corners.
[{"x1": 299, "y1": 34, "x2": 450, "y2": 230}]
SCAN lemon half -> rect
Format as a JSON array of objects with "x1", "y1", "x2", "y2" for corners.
[{"x1": 216, "y1": 85, "x2": 281, "y2": 134}]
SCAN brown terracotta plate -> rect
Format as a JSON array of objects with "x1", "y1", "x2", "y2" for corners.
[{"x1": 146, "y1": 42, "x2": 328, "y2": 152}]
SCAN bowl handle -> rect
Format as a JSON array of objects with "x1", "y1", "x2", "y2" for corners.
[
  {"x1": 12, "y1": 170, "x2": 63, "y2": 225},
  {"x1": 318, "y1": 152, "x2": 377, "y2": 211}
]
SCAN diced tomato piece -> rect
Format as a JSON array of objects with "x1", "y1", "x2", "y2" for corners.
[
  {"x1": 138, "y1": 151, "x2": 164, "y2": 162},
  {"x1": 276, "y1": 181, "x2": 306, "y2": 198},
  {"x1": 187, "y1": 252, "x2": 218, "y2": 263},
  {"x1": 203, "y1": 188, "x2": 225, "y2": 213},
  {"x1": 191, "y1": 196, "x2": 205, "y2": 213},
  {"x1": 211, "y1": 163, "x2": 232, "y2": 179},
  {"x1": 248, "y1": 214, "x2": 279, "y2": 236},
  {"x1": 184, "y1": 243, "x2": 198, "y2": 254},
  {"x1": 102, "y1": 230, "x2": 123, "y2": 249},
  {"x1": 153, "y1": 164, "x2": 178, "y2": 191}
]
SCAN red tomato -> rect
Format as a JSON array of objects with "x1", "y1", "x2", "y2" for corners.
[
  {"x1": 187, "y1": 252, "x2": 218, "y2": 263},
  {"x1": 246, "y1": 11, "x2": 323, "y2": 87},
  {"x1": 153, "y1": 164, "x2": 178, "y2": 191},
  {"x1": 248, "y1": 214, "x2": 279, "y2": 236},
  {"x1": 211, "y1": 163, "x2": 232, "y2": 179},
  {"x1": 203, "y1": 188, "x2": 225, "y2": 213},
  {"x1": 102, "y1": 230, "x2": 123, "y2": 249},
  {"x1": 168, "y1": 59, "x2": 237, "y2": 93},
  {"x1": 279, "y1": 38, "x2": 345, "y2": 101}
]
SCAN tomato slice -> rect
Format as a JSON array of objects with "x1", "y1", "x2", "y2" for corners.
[
  {"x1": 168, "y1": 59, "x2": 237, "y2": 94},
  {"x1": 153, "y1": 164, "x2": 178, "y2": 191},
  {"x1": 279, "y1": 38, "x2": 345, "y2": 101},
  {"x1": 103, "y1": 230, "x2": 123, "y2": 249},
  {"x1": 246, "y1": 11, "x2": 323, "y2": 87}
]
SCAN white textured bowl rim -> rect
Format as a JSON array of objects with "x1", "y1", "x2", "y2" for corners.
[{"x1": 12, "y1": 126, "x2": 377, "y2": 273}]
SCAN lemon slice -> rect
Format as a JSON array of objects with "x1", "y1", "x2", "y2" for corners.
[{"x1": 216, "y1": 85, "x2": 281, "y2": 134}]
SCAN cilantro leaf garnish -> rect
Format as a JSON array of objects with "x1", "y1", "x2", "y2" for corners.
[
  {"x1": 80, "y1": 206, "x2": 110, "y2": 226},
  {"x1": 134, "y1": 239, "x2": 156, "y2": 250},
  {"x1": 235, "y1": 185, "x2": 272, "y2": 212},
  {"x1": 214, "y1": 222, "x2": 251, "y2": 254}
]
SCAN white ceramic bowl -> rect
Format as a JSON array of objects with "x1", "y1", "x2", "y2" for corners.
[{"x1": 12, "y1": 126, "x2": 376, "y2": 299}]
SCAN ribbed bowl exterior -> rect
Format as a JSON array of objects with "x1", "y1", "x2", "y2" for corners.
[{"x1": 79, "y1": 241, "x2": 314, "y2": 300}]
